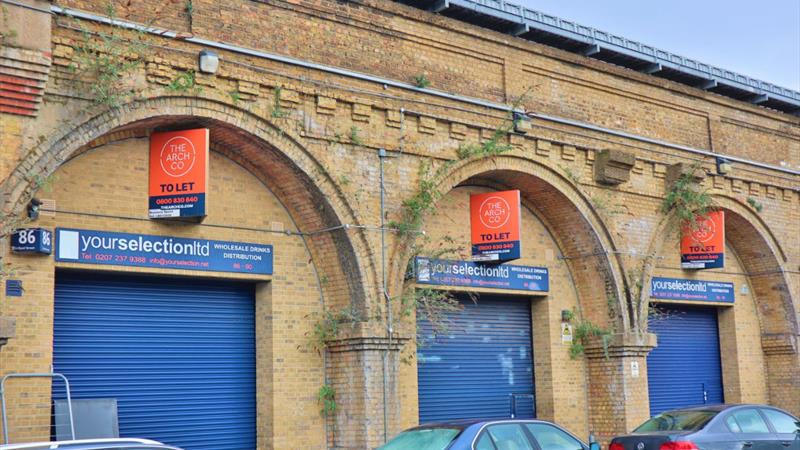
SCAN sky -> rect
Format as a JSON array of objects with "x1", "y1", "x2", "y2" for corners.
[{"x1": 515, "y1": 0, "x2": 800, "y2": 91}]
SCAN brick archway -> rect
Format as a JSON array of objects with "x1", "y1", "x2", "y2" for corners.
[
  {"x1": 392, "y1": 152, "x2": 628, "y2": 332},
  {"x1": 641, "y1": 195, "x2": 799, "y2": 414},
  {"x1": 0, "y1": 95, "x2": 373, "y2": 315}
]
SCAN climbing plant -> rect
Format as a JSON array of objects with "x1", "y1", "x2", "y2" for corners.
[
  {"x1": 661, "y1": 163, "x2": 715, "y2": 230},
  {"x1": 304, "y1": 306, "x2": 363, "y2": 355},
  {"x1": 562, "y1": 309, "x2": 611, "y2": 359},
  {"x1": 317, "y1": 384, "x2": 337, "y2": 417},
  {"x1": 68, "y1": 3, "x2": 152, "y2": 107}
]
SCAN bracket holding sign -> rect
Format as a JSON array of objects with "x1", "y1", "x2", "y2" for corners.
[{"x1": 11, "y1": 228, "x2": 52, "y2": 255}]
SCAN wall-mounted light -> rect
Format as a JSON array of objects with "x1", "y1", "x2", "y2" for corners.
[
  {"x1": 198, "y1": 50, "x2": 219, "y2": 74},
  {"x1": 715, "y1": 157, "x2": 732, "y2": 175},
  {"x1": 512, "y1": 111, "x2": 532, "y2": 134},
  {"x1": 27, "y1": 198, "x2": 42, "y2": 220}
]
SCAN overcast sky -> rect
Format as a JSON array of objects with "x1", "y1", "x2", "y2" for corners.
[{"x1": 515, "y1": 0, "x2": 800, "y2": 91}]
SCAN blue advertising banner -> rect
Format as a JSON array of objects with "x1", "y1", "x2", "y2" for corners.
[
  {"x1": 11, "y1": 228, "x2": 52, "y2": 254},
  {"x1": 414, "y1": 257, "x2": 548, "y2": 292},
  {"x1": 650, "y1": 277, "x2": 734, "y2": 303},
  {"x1": 55, "y1": 228, "x2": 272, "y2": 275}
]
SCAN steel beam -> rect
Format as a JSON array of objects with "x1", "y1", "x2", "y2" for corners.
[
  {"x1": 510, "y1": 23, "x2": 529, "y2": 36},
  {"x1": 429, "y1": 0, "x2": 449, "y2": 13},
  {"x1": 642, "y1": 63, "x2": 663, "y2": 74},
  {"x1": 582, "y1": 44, "x2": 601, "y2": 56},
  {"x1": 749, "y1": 93, "x2": 769, "y2": 104},
  {"x1": 697, "y1": 79, "x2": 718, "y2": 90}
]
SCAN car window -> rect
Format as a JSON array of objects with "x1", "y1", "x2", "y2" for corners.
[
  {"x1": 725, "y1": 414, "x2": 742, "y2": 433},
  {"x1": 476, "y1": 432, "x2": 497, "y2": 450},
  {"x1": 730, "y1": 409, "x2": 770, "y2": 433},
  {"x1": 524, "y1": 423, "x2": 584, "y2": 450},
  {"x1": 484, "y1": 424, "x2": 534, "y2": 450},
  {"x1": 634, "y1": 410, "x2": 717, "y2": 432},
  {"x1": 761, "y1": 409, "x2": 800, "y2": 434},
  {"x1": 379, "y1": 427, "x2": 461, "y2": 450}
]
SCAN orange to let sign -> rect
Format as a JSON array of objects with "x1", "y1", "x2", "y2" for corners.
[
  {"x1": 470, "y1": 190, "x2": 521, "y2": 262},
  {"x1": 149, "y1": 128, "x2": 209, "y2": 220},
  {"x1": 680, "y1": 210, "x2": 724, "y2": 269}
]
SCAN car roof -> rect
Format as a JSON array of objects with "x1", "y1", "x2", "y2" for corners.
[
  {"x1": 0, "y1": 438, "x2": 176, "y2": 450},
  {"x1": 660, "y1": 403, "x2": 793, "y2": 414}
]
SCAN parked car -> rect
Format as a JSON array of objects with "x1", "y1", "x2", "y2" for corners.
[
  {"x1": 609, "y1": 404, "x2": 800, "y2": 450},
  {"x1": 378, "y1": 419, "x2": 601, "y2": 450},
  {"x1": 0, "y1": 438, "x2": 183, "y2": 450}
]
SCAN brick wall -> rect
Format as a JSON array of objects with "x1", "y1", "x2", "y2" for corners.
[{"x1": 0, "y1": 0, "x2": 798, "y2": 448}]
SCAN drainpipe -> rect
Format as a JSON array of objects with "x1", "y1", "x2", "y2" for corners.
[{"x1": 378, "y1": 148, "x2": 393, "y2": 443}]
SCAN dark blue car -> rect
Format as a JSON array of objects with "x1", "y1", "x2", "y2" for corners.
[
  {"x1": 609, "y1": 404, "x2": 800, "y2": 450},
  {"x1": 379, "y1": 419, "x2": 600, "y2": 450}
]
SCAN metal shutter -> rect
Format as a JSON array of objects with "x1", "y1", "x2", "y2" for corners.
[
  {"x1": 54, "y1": 271, "x2": 256, "y2": 450},
  {"x1": 417, "y1": 294, "x2": 534, "y2": 423},
  {"x1": 647, "y1": 304, "x2": 724, "y2": 416}
]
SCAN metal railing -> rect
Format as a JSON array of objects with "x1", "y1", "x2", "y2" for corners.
[{"x1": 1, "y1": 373, "x2": 75, "y2": 444}]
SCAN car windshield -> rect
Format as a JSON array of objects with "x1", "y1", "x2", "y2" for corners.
[
  {"x1": 635, "y1": 411, "x2": 717, "y2": 432},
  {"x1": 378, "y1": 427, "x2": 461, "y2": 450}
]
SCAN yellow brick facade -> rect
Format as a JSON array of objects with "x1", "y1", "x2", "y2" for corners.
[{"x1": 0, "y1": 0, "x2": 797, "y2": 449}]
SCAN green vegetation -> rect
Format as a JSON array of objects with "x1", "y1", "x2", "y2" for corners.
[
  {"x1": 317, "y1": 384, "x2": 337, "y2": 417},
  {"x1": 661, "y1": 163, "x2": 714, "y2": 229},
  {"x1": 412, "y1": 73, "x2": 431, "y2": 89},
  {"x1": 69, "y1": 3, "x2": 150, "y2": 107}
]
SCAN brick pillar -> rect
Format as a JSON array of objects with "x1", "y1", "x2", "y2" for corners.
[
  {"x1": 325, "y1": 330, "x2": 408, "y2": 450},
  {"x1": 762, "y1": 333, "x2": 800, "y2": 416},
  {"x1": 585, "y1": 332, "x2": 656, "y2": 446}
]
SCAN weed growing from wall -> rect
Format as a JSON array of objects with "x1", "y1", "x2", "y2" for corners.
[
  {"x1": 661, "y1": 163, "x2": 714, "y2": 230},
  {"x1": 270, "y1": 86, "x2": 289, "y2": 118},
  {"x1": 167, "y1": 70, "x2": 199, "y2": 93},
  {"x1": 562, "y1": 309, "x2": 611, "y2": 359},
  {"x1": 304, "y1": 306, "x2": 363, "y2": 355},
  {"x1": 746, "y1": 197, "x2": 763, "y2": 213},
  {"x1": 68, "y1": 3, "x2": 151, "y2": 107},
  {"x1": 412, "y1": 74, "x2": 431, "y2": 89},
  {"x1": 317, "y1": 384, "x2": 337, "y2": 417}
]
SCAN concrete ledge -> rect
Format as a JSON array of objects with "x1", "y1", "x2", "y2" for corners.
[
  {"x1": 326, "y1": 336, "x2": 409, "y2": 353},
  {"x1": 665, "y1": 162, "x2": 706, "y2": 191},
  {"x1": 584, "y1": 332, "x2": 657, "y2": 359},
  {"x1": 594, "y1": 149, "x2": 635, "y2": 185},
  {"x1": 761, "y1": 333, "x2": 798, "y2": 356}
]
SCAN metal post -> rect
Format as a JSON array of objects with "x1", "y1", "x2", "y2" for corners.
[{"x1": 1, "y1": 373, "x2": 75, "y2": 444}]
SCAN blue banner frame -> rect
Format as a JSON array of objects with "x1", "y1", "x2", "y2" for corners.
[
  {"x1": 414, "y1": 257, "x2": 548, "y2": 292},
  {"x1": 650, "y1": 277, "x2": 734, "y2": 303},
  {"x1": 55, "y1": 228, "x2": 272, "y2": 275}
]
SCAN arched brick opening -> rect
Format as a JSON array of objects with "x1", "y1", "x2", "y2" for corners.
[
  {"x1": 392, "y1": 153, "x2": 635, "y2": 437},
  {"x1": 0, "y1": 96, "x2": 373, "y2": 315},
  {"x1": 391, "y1": 153, "x2": 628, "y2": 331},
  {"x1": 641, "y1": 196, "x2": 799, "y2": 415}
]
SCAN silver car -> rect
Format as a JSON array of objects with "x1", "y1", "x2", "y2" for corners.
[{"x1": 0, "y1": 438, "x2": 183, "y2": 450}]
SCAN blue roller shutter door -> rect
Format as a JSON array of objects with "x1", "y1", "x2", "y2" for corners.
[
  {"x1": 417, "y1": 294, "x2": 534, "y2": 423},
  {"x1": 647, "y1": 304, "x2": 724, "y2": 416},
  {"x1": 53, "y1": 271, "x2": 256, "y2": 450}
]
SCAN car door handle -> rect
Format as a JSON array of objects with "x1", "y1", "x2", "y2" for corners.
[
  {"x1": 782, "y1": 442, "x2": 792, "y2": 447},
  {"x1": 742, "y1": 442, "x2": 753, "y2": 448}
]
